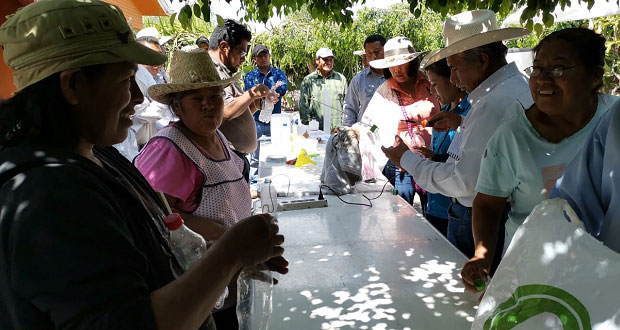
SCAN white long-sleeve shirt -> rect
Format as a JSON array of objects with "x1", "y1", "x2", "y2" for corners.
[{"x1": 399, "y1": 62, "x2": 533, "y2": 207}]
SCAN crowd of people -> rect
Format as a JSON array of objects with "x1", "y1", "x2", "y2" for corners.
[{"x1": 0, "y1": 0, "x2": 619, "y2": 329}]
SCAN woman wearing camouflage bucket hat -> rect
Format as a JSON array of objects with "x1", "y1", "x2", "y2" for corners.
[
  {"x1": 135, "y1": 49, "x2": 251, "y2": 329},
  {"x1": 0, "y1": 1, "x2": 287, "y2": 329}
]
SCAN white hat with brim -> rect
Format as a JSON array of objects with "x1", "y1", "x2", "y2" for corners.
[
  {"x1": 316, "y1": 47, "x2": 335, "y2": 59},
  {"x1": 353, "y1": 50, "x2": 365, "y2": 56},
  {"x1": 148, "y1": 49, "x2": 240, "y2": 104},
  {"x1": 369, "y1": 36, "x2": 429, "y2": 69},
  {"x1": 137, "y1": 27, "x2": 172, "y2": 45},
  {"x1": 424, "y1": 9, "x2": 530, "y2": 67}
]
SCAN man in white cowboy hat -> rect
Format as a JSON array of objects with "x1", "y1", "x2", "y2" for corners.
[
  {"x1": 342, "y1": 34, "x2": 387, "y2": 127},
  {"x1": 382, "y1": 10, "x2": 533, "y2": 260},
  {"x1": 208, "y1": 19, "x2": 271, "y2": 179},
  {"x1": 299, "y1": 47, "x2": 348, "y2": 132}
]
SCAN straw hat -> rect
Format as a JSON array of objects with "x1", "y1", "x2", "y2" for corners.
[
  {"x1": 369, "y1": 37, "x2": 428, "y2": 69},
  {"x1": 0, "y1": 0, "x2": 166, "y2": 91},
  {"x1": 148, "y1": 49, "x2": 240, "y2": 104},
  {"x1": 424, "y1": 10, "x2": 530, "y2": 66}
]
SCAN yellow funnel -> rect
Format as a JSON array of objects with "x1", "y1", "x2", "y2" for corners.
[{"x1": 295, "y1": 148, "x2": 316, "y2": 167}]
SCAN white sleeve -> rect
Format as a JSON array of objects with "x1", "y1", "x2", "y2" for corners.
[{"x1": 400, "y1": 95, "x2": 524, "y2": 200}]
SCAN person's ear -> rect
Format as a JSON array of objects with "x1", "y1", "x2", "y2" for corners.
[
  {"x1": 59, "y1": 68, "x2": 84, "y2": 105},
  {"x1": 591, "y1": 65, "x2": 605, "y2": 91},
  {"x1": 479, "y1": 52, "x2": 490, "y2": 73},
  {"x1": 219, "y1": 40, "x2": 229, "y2": 52}
]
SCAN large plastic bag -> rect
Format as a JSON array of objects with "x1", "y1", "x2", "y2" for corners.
[
  {"x1": 472, "y1": 198, "x2": 620, "y2": 330},
  {"x1": 320, "y1": 127, "x2": 361, "y2": 195}
]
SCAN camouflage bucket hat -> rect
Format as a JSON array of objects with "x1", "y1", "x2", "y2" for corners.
[{"x1": 0, "y1": 0, "x2": 167, "y2": 91}]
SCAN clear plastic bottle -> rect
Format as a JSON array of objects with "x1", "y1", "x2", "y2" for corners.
[
  {"x1": 164, "y1": 213, "x2": 227, "y2": 308},
  {"x1": 260, "y1": 178, "x2": 278, "y2": 213},
  {"x1": 259, "y1": 86, "x2": 278, "y2": 123},
  {"x1": 236, "y1": 263, "x2": 273, "y2": 330},
  {"x1": 309, "y1": 117, "x2": 319, "y2": 131}
]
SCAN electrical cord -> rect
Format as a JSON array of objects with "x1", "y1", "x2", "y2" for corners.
[{"x1": 319, "y1": 180, "x2": 391, "y2": 208}]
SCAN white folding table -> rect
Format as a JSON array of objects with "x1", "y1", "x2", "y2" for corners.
[{"x1": 258, "y1": 139, "x2": 479, "y2": 329}]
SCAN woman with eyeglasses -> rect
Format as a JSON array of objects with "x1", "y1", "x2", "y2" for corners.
[{"x1": 460, "y1": 28, "x2": 619, "y2": 293}]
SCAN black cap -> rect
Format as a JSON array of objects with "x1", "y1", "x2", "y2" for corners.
[{"x1": 252, "y1": 44, "x2": 269, "y2": 57}]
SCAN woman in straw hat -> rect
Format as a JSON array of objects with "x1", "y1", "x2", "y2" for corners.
[
  {"x1": 0, "y1": 1, "x2": 286, "y2": 329},
  {"x1": 354, "y1": 36, "x2": 439, "y2": 207},
  {"x1": 461, "y1": 28, "x2": 619, "y2": 293},
  {"x1": 135, "y1": 48, "x2": 253, "y2": 328}
]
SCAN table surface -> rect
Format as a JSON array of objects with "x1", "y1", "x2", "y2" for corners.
[{"x1": 258, "y1": 139, "x2": 479, "y2": 329}]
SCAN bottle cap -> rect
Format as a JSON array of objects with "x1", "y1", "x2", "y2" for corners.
[
  {"x1": 264, "y1": 178, "x2": 272, "y2": 183},
  {"x1": 370, "y1": 124, "x2": 378, "y2": 133},
  {"x1": 474, "y1": 279, "x2": 486, "y2": 291},
  {"x1": 164, "y1": 213, "x2": 184, "y2": 231},
  {"x1": 392, "y1": 189, "x2": 398, "y2": 195}
]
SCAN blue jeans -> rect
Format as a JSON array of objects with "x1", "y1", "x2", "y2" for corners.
[
  {"x1": 251, "y1": 121, "x2": 271, "y2": 164},
  {"x1": 447, "y1": 201, "x2": 475, "y2": 258},
  {"x1": 382, "y1": 161, "x2": 415, "y2": 205}
]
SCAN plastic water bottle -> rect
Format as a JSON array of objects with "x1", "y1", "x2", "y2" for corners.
[
  {"x1": 260, "y1": 178, "x2": 278, "y2": 213},
  {"x1": 309, "y1": 117, "x2": 319, "y2": 131},
  {"x1": 164, "y1": 213, "x2": 227, "y2": 308},
  {"x1": 259, "y1": 86, "x2": 278, "y2": 123},
  {"x1": 236, "y1": 263, "x2": 273, "y2": 330}
]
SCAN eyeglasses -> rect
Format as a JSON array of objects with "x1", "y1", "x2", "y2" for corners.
[
  {"x1": 233, "y1": 47, "x2": 247, "y2": 57},
  {"x1": 525, "y1": 65, "x2": 579, "y2": 78}
]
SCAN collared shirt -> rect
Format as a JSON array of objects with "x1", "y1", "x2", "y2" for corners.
[
  {"x1": 551, "y1": 99, "x2": 620, "y2": 253},
  {"x1": 244, "y1": 66, "x2": 288, "y2": 120},
  {"x1": 400, "y1": 62, "x2": 533, "y2": 207},
  {"x1": 342, "y1": 67, "x2": 385, "y2": 126},
  {"x1": 299, "y1": 69, "x2": 347, "y2": 132},
  {"x1": 210, "y1": 54, "x2": 257, "y2": 154}
]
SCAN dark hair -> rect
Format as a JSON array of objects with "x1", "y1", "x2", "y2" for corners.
[
  {"x1": 0, "y1": 64, "x2": 106, "y2": 150},
  {"x1": 459, "y1": 41, "x2": 508, "y2": 64},
  {"x1": 424, "y1": 58, "x2": 451, "y2": 79},
  {"x1": 383, "y1": 57, "x2": 421, "y2": 80},
  {"x1": 534, "y1": 28, "x2": 606, "y2": 69},
  {"x1": 364, "y1": 34, "x2": 387, "y2": 48},
  {"x1": 209, "y1": 19, "x2": 252, "y2": 50},
  {"x1": 136, "y1": 36, "x2": 160, "y2": 47},
  {"x1": 196, "y1": 36, "x2": 209, "y2": 46}
]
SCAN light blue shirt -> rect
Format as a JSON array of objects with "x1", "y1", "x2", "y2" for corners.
[
  {"x1": 341, "y1": 67, "x2": 386, "y2": 127},
  {"x1": 551, "y1": 98, "x2": 620, "y2": 254},
  {"x1": 477, "y1": 93, "x2": 618, "y2": 245}
]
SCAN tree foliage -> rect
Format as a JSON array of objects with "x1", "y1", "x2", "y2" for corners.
[
  {"x1": 168, "y1": 0, "x2": 599, "y2": 33},
  {"x1": 253, "y1": 4, "x2": 444, "y2": 87}
]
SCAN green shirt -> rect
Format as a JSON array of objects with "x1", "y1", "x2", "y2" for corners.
[{"x1": 299, "y1": 70, "x2": 347, "y2": 131}]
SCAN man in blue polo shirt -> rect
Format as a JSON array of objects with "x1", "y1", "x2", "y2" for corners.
[{"x1": 244, "y1": 44, "x2": 288, "y2": 165}]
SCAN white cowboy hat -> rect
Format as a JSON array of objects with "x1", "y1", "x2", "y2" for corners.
[
  {"x1": 353, "y1": 50, "x2": 365, "y2": 56},
  {"x1": 148, "y1": 49, "x2": 240, "y2": 104},
  {"x1": 136, "y1": 27, "x2": 172, "y2": 45},
  {"x1": 369, "y1": 37, "x2": 428, "y2": 69},
  {"x1": 425, "y1": 10, "x2": 530, "y2": 66}
]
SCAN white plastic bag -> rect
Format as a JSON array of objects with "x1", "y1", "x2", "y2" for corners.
[{"x1": 472, "y1": 199, "x2": 620, "y2": 330}]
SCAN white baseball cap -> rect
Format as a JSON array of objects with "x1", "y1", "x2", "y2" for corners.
[
  {"x1": 315, "y1": 47, "x2": 335, "y2": 59},
  {"x1": 136, "y1": 27, "x2": 172, "y2": 45}
]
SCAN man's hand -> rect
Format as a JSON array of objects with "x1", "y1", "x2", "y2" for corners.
[
  {"x1": 461, "y1": 256, "x2": 491, "y2": 293},
  {"x1": 428, "y1": 112, "x2": 462, "y2": 132},
  {"x1": 248, "y1": 84, "x2": 270, "y2": 99},
  {"x1": 412, "y1": 146, "x2": 435, "y2": 159},
  {"x1": 381, "y1": 135, "x2": 409, "y2": 168}
]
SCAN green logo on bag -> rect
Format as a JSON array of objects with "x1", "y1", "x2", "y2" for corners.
[{"x1": 484, "y1": 284, "x2": 591, "y2": 330}]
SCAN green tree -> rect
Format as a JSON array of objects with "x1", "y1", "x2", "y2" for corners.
[
  {"x1": 168, "y1": 0, "x2": 600, "y2": 33},
  {"x1": 252, "y1": 4, "x2": 443, "y2": 87}
]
